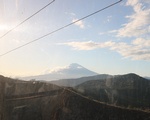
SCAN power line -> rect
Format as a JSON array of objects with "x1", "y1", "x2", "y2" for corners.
[
  {"x1": 0, "y1": 0, "x2": 122, "y2": 57},
  {"x1": 0, "y1": 0, "x2": 55, "y2": 39}
]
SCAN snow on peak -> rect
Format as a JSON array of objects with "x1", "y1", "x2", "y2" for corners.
[
  {"x1": 22, "y1": 63, "x2": 98, "y2": 81},
  {"x1": 68, "y1": 63, "x2": 83, "y2": 69},
  {"x1": 44, "y1": 63, "x2": 83, "y2": 74}
]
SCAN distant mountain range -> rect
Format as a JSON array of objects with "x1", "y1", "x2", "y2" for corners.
[
  {"x1": 145, "y1": 77, "x2": 150, "y2": 80},
  {"x1": 21, "y1": 63, "x2": 150, "y2": 88},
  {"x1": 18, "y1": 70, "x2": 150, "y2": 110},
  {"x1": 75, "y1": 73, "x2": 150, "y2": 109},
  {"x1": 50, "y1": 74, "x2": 113, "y2": 87},
  {"x1": 21, "y1": 63, "x2": 98, "y2": 81},
  {"x1": 1, "y1": 75, "x2": 150, "y2": 120}
]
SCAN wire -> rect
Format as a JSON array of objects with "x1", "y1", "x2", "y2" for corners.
[
  {"x1": 0, "y1": 0, "x2": 55, "y2": 39},
  {"x1": 0, "y1": 0, "x2": 122, "y2": 57}
]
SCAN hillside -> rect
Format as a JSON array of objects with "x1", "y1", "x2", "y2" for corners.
[
  {"x1": 75, "y1": 73, "x2": 150, "y2": 109},
  {"x1": 1, "y1": 75, "x2": 150, "y2": 120},
  {"x1": 49, "y1": 89, "x2": 150, "y2": 120},
  {"x1": 50, "y1": 74, "x2": 112, "y2": 87}
]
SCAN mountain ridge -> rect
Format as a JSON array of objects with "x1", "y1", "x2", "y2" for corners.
[
  {"x1": 75, "y1": 73, "x2": 150, "y2": 109},
  {"x1": 50, "y1": 74, "x2": 113, "y2": 87},
  {"x1": 0, "y1": 75, "x2": 150, "y2": 120},
  {"x1": 21, "y1": 63, "x2": 98, "y2": 81}
]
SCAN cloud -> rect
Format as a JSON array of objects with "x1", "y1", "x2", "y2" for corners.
[
  {"x1": 72, "y1": 18, "x2": 85, "y2": 29},
  {"x1": 95, "y1": 0, "x2": 150, "y2": 61},
  {"x1": 62, "y1": 41, "x2": 115, "y2": 50},
  {"x1": 99, "y1": 32, "x2": 105, "y2": 35},
  {"x1": 132, "y1": 38, "x2": 150, "y2": 47},
  {"x1": 61, "y1": 39, "x2": 150, "y2": 61},
  {"x1": 44, "y1": 66, "x2": 68, "y2": 74},
  {"x1": 65, "y1": 12, "x2": 76, "y2": 16},
  {"x1": 61, "y1": 0, "x2": 150, "y2": 61},
  {"x1": 106, "y1": 16, "x2": 112, "y2": 22},
  {"x1": 113, "y1": 0, "x2": 150, "y2": 38},
  {"x1": 44, "y1": 64, "x2": 82, "y2": 74},
  {"x1": 110, "y1": 41, "x2": 150, "y2": 60},
  {"x1": 126, "y1": 0, "x2": 139, "y2": 7},
  {"x1": 69, "y1": 12, "x2": 76, "y2": 16}
]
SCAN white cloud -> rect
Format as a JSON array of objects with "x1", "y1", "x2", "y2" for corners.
[
  {"x1": 110, "y1": 41, "x2": 150, "y2": 60},
  {"x1": 44, "y1": 66, "x2": 69, "y2": 74},
  {"x1": 62, "y1": 41, "x2": 115, "y2": 50},
  {"x1": 65, "y1": 12, "x2": 76, "y2": 16},
  {"x1": 61, "y1": 0, "x2": 150, "y2": 61},
  {"x1": 118, "y1": 10, "x2": 150, "y2": 37},
  {"x1": 61, "y1": 39, "x2": 150, "y2": 61},
  {"x1": 126, "y1": 0, "x2": 139, "y2": 7},
  {"x1": 132, "y1": 38, "x2": 150, "y2": 47},
  {"x1": 107, "y1": 16, "x2": 112, "y2": 22},
  {"x1": 114, "y1": 0, "x2": 150, "y2": 38},
  {"x1": 99, "y1": 32, "x2": 105, "y2": 35},
  {"x1": 72, "y1": 18, "x2": 85, "y2": 29},
  {"x1": 62, "y1": 41, "x2": 98, "y2": 50},
  {"x1": 97, "y1": 0, "x2": 150, "y2": 61},
  {"x1": 43, "y1": 64, "x2": 82, "y2": 74}
]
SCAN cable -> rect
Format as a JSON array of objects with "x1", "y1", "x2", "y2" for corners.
[
  {"x1": 0, "y1": 0, "x2": 122, "y2": 57},
  {"x1": 0, "y1": 0, "x2": 55, "y2": 39}
]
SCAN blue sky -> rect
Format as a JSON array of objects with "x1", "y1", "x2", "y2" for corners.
[{"x1": 0, "y1": 0, "x2": 150, "y2": 77}]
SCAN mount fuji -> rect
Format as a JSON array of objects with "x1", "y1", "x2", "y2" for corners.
[{"x1": 22, "y1": 63, "x2": 98, "y2": 81}]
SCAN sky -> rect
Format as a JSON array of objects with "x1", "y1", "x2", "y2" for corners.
[{"x1": 0, "y1": 0, "x2": 150, "y2": 77}]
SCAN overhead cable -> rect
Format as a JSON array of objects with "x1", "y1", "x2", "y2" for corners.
[
  {"x1": 0, "y1": 0, "x2": 55, "y2": 39},
  {"x1": 0, "y1": 0, "x2": 122, "y2": 57}
]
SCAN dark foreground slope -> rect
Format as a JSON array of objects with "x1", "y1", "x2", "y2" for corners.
[
  {"x1": 75, "y1": 73, "x2": 150, "y2": 109},
  {"x1": 1, "y1": 75, "x2": 150, "y2": 120},
  {"x1": 5, "y1": 88, "x2": 150, "y2": 120}
]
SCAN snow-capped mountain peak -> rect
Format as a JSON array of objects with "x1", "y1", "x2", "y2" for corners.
[
  {"x1": 22, "y1": 63, "x2": 98, "y2": 81},
  {"x1": 68, "y1": 63, "x2": 84, "y2": 69}
]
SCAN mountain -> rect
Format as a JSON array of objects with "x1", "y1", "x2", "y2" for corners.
[
  {"x1": 1, "y1": 75, "x2": 150, "y2": 120},
  {"x1": 50, "y1": 74, "x2": 112, "y2": 87},
  {"x1": 21, "y1": 63, "x2": 98, "y2": 81},
  {"x1": 145, "y1": 77, "x2": 150, "y2": 80},
  {"x1": 75, "y1": 73, "x2": 150, "y2": 109}
]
